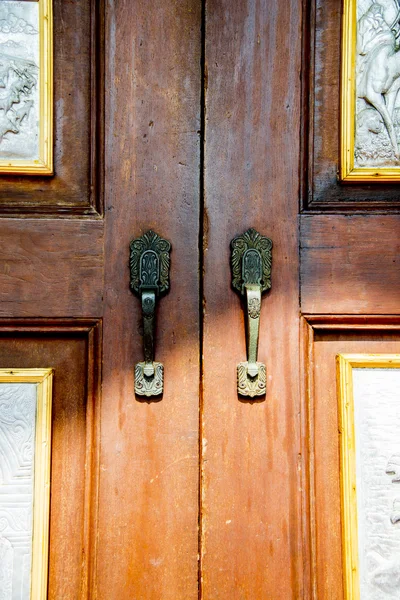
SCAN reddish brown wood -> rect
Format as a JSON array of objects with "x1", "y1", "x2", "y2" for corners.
[
  {"x1": 0, "y1": 0, "x2": 104, "y2": 216},
  {"x1": 304, "y1": 320, "x2": 400, "y2": 598},
  {"x1": 301, "y1": 215, "x2": 400, "y2": 315},
  {"x1": 96, "y1": 2, "x2": 201, "y2": 598},
  {"x1": 1, "y1": 1, "x2": 399, "y2": 598},
  {"x1": 0, "y1": 321, "x2": 100, "y2": 600},
  {"x1": 202, "y1": 1, "x2": 303, "y2": 597},
  {"x1": 0, "y1": 219, "x2": 103, "y2": 317}
]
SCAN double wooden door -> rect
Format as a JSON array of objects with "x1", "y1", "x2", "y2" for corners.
[{"x1": 1, "y1": 0, "x2": 400, "y2": 598}]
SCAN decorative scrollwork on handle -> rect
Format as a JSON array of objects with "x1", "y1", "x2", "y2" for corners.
[
  {"x1": 231, "y1": 228, "x2": 272, "y2": 398},
  {"x1": 248, "y1": 297, "x2": 261, "y2": 319},
  {"x1": 231, "y1": 228, "x2": 272, "y2": 295},
  {"x1": 130, "y1": 230, "x2": 171, "y2": 295},
  {"x1": 130, "y1": 231, "x2": 171, "y2": 397}
]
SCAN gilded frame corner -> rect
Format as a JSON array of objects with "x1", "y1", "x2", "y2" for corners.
[
  {"x1": 336, "y1": 354, "x2": 400, "y2": 599},
  {"x1": 0, "y1": 0, "x2": 53, "y2": 176},
  {"x1": 340, "y1": 0, "x2": 400, "y2": 182},
  {"x1": 0, "y1": 368, "x2": 53, "y2": 599}
]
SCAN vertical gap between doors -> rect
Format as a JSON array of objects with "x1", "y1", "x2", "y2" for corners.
[{"x1": 198, "y1": 0, "x2": 206, "y2": 597}]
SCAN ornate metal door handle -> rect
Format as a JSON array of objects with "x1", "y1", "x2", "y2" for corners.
[
  {"x1": 231, "y1": 228, "x2": 272, "y2": 398},
  {"x1": 130, "y1": 231, "x2": 171, "y2": 397}
]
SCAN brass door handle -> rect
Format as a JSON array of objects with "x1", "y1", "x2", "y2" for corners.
[
  {"x1": 231, "y1": 228, "x2": 272, "y2": 398},
  {"x1": 130, "y1": 231, "x2": 171, "y2": 397}
]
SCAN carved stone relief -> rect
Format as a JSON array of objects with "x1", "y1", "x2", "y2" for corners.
[
  {"x1": 386, "y1": 456, "x2": 400, "y2": 525},
  {"x1": 353, "y1": 369, "x2": 400, "y2": 599},
  {"x1": 355, "y1": 0, "x2": 400, "y2": 167},
  {"x1": 0, "y1": 2, "x2": 39, "y2": 162},
  {"x1": 0, "y1": 383, "x2": 37, "y2": 600}
]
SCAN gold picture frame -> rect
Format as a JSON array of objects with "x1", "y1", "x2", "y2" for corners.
[
  {"x1": 0, "y1": 368, "x2": 53, "y2": 599},
  {"x1": 341, "y1": 1, "x2": 400, "y2": 182},
  {"x1": 0, "y1": 0, "x2": 53, "y2": 175},
  {"x1": 337, "y1": 354, "x2": 400, "y2": 599}
]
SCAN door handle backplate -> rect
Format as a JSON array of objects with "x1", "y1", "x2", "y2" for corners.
[
  {"x1": 130, "y1": 230, "x2": 171, "y2": 397},
  {"x1": 231, "y1": 228, "x2": 272, "y2": 398}
]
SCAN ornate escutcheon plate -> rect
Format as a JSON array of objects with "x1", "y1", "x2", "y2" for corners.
[
  {"x1": 135, "y1": 362, "x2": 164, "y2": 397},
  {"x1": 237, "y1": 361, "x2": 267, "y2": 398}
]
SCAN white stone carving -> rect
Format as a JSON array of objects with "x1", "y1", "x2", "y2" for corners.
[
  {"x1": 355, "y1": 0, "x2": 400, "y2": 167},
  {"x1": 386, "y1": 454, "x2": 400, "y2": 482},
  {"x1": 353, "y1": 368, "x2": 400, "y2": 599},
  {"x1": 0, "y1": 383, "x2": 37, "y2": 600},
  {"x1": 0, "y1": 2, "x2": 39, "y2": 162},
  {"x1": 0, "y1": 536, "x2": 13, "y2": 600}
]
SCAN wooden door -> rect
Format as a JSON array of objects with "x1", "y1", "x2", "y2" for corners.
[{"x1": 1, "y1": 1, "x2": 399, "y2": 599}]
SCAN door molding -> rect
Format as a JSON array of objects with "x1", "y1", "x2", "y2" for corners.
[
  {"x1": 301, "y1": 315, "x2": 400, "y2": 599},
  {"x1": 0, "y1": 318, "x2": 102, "y2": 598}
]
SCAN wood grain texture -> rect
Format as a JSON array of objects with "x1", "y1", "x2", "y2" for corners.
[
  {"x1": 96, "y1": 1, "x2": 201, "y2": 598},
  {"x1": 306, "y1": 321, "x2": 400, "y2": 598},
  {"x1": 2, "y1": 1, "x2": 398, "y2": 597},
  {"x1": 0, "y1": 219, "x2": 103, "y2": 317},
  {"x1": 0, "y1": 0, "x2": 104, "y2": 216},
  {"x1": 202, "y1": 1, "x2": 303, "y2": 597},
  {"x1": 0, "y1": 321, "x2": 100, "y2": 600},
  {"x1": 301, "y1": 215, "x2": 400, "y2": 314},
  {"x1": 302, "y1": 0, "x2": 400, "y2": 209}
]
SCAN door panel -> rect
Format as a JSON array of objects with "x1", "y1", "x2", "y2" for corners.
[
  {"x1": 303, "y1": 0, "x2": 400, "y2": 209},
  {"x1": 0, "y1": 1, "x2": 399, "y2": 599},
  {"x1": 202, "y1": 1, "x2": 303, "y2": 596},
  {"x1": 0, "y1": 0, "x2": 104, "y2": 216},
  {"x1": 304, "y1": 320, "x2": 400, "y2": 599},
  {"x1": 0, "y1": 320, "x2": 100, "y2": 599},
  {"x1": 301, "y1": 215, "x2": 400, "y2": 314},
  {"x1": 0, "y1": 220, "x2": 103, "y2": 318},
  {"x1": 96, "y1": 1, "x2": 201, "y2": 598}
]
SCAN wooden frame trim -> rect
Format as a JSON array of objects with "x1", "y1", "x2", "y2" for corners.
[
  {"x1": 340, "y1": 1, "x2": 400, "y2": 182},
  {"x1": 301, "y1": 316, "x2": 400, "y2": 599},
  {"x1": 0, "y1": 368, "x2": 53, "y2": 599},
  {"x1": 300, "y1": 317, "x2": 316, "y2": 599},
  {"x1": 0, "y1": 0, "x2": 53, "y2": 176},
  {"x1": 301, "y1": 317, "x2": 319, "y2": 599},
  {"x1": 0, "y1": 0, "x2": 105, "y2": 217},
  {"x1": 30, "y1": 369, "x2": 53, "y2": 599},
  {"x1": 336, "y1": 353, "x2": 400, "y2": 600},
  {"x1": 0, "y1": 319, "x2": 102, "y2": 598},
  {"x1": 340, "y1": 0, "x2": 356, "y2": 183},
  {"x1": 304, "y1": 314, "x2": 400, "y2": 329},
  {"x1": 300, "y1": 0, "x2": 400, "y2": 211},
  {"x1": 337, "y1": 354, "x2": 359, "y2": 600}
]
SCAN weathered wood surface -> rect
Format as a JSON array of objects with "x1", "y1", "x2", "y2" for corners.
[
  {"x1": 202, "y1": 1, "x2": 303, "y2": 597},
  {"x1": 0, "y1": 326, "x2": 99, "y2": 600},
  {"x1": 1, "y1": 1, "x2": 399, "y2": 598},
  {"x1": 96, "y1": 1, "x2": 201, "y2": 598},
  {"x1": 301, "y1": 215, "x2": 400, "y2": 314},
  {"x1": 0, "y1": 220, "x2": 103, "y2": 317}
]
